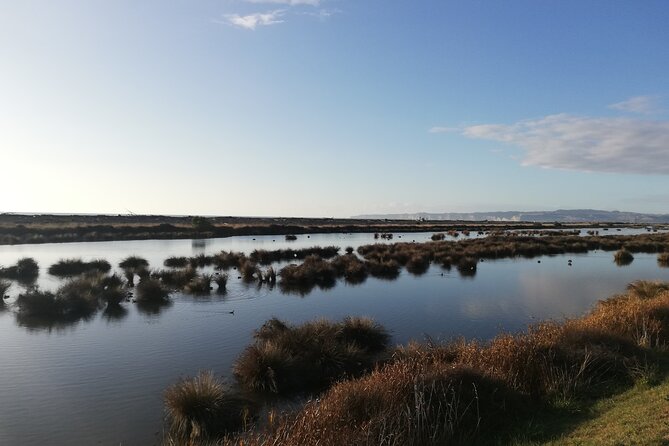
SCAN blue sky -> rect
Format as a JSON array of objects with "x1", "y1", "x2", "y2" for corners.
[{"x1": 1, "y1": 0, "x2": 668, "y2": 217}]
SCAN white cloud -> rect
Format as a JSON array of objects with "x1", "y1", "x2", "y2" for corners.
[
  {"x1": 460, "y1": 113, "x2": 669, "y2": 175},
  {"x1": 429, "y1": 126, "x2": 458, "y2": 133},
  {"x1": 223, "y1": 10, "x2": 284, "y2": 30},
  {"x1": 609, "y1": 95, "x2": 660, "y2": 114},
  {"x1": 246, "y1": 0, "x2": 320, "y2": 5}
]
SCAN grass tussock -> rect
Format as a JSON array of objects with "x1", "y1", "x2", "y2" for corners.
[
  {"x1": 164, "y1": 256, "x2": 190, "y2": 268},
  {"x1": 119, "y1": 255, "x2": 149, "y2": 271},
  {"x1": 14, "y1": 272, "x2": 125, "y2": 326},
  {"x1": 136, "y1": 278, "x2": 170, "y2": 303},
  {"x1": 657, "y1": 252, "x2": 669, "y2": 267},
  {"x1": 185, "y1": 274, "x2": 213, "y2": 294},
  {"x1": 153, "y1": 268, "x2": 197, "y2": 289},
  {"x1": 285, "y1": 234, "x2": 297, "y2": 241},
  {"x1": 165, "y1": 371, "x2": 256, "y2": 442},
  {"x1": 48, "y1": 258, "x2": 111, "y2": 277},
  {"x1": 279, "y1": 255, "x2": 337, "y2": 292},
  {"x1": 614, "y1": 248, "x2": 634, "y2": 266},
  {"x1": 233, "y1": 317, "x2": 390, "y2": 395},
  {"x1": 213, "y1": 273, "x2": 228, "y2": 291},
  {"x1": 189, "y1": 254, "x2": 214, "y2": 268},
  {"x1": 218, "y1": 281, "x2": 669, "y2": 445},
  {"x1": 0, "y1": 257, "x2": 39, "y2": 283}
]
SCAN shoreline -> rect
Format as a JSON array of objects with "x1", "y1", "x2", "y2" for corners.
[{"x1": 0, "y1": 213, "x2": 644, "y2": 246}]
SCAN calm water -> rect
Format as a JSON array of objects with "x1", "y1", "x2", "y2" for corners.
[{"x1": 1, "y1": 231, "x2": 668, "y2": 445}]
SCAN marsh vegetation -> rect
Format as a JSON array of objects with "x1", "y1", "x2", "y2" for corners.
[{"x1": 167, "y1": 281, "x2": 669, "y2": 445}]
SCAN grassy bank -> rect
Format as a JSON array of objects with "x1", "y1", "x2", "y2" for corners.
[{"x1": 161, "y1": 281, "x2": 669, "y2": 445}]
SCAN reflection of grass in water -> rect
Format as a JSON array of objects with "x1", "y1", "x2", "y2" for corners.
[{"x1": 164, "y1": 256, "x2": 190, "y2": 268}]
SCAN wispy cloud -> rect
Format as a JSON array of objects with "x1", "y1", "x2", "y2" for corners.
[
  {"x1": 458, "y1": 113, "x2": 669, "y2": 175},
  {"x1": 609, "y1": 95, "x2": 660, "y2": 114},
  {"x1": 246, "y1": 0, "x2": 320, "y2": 5},
  {"x1": 223, "y1": 10, "x2": 284, "y2": 30},
  {"x1": 429, "y1": 126, "x2": 459, "y2": 133}
]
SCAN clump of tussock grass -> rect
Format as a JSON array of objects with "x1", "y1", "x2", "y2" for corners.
[
  {"x1": 186, "y1": 274, "x2": 213, "y2": 294},
  {"x1": 152, "y1": 268, "x2": 197, "y2": 289},
  {"x1": 456, "y1": 257, "x2": 477, "y2": 277},
  {"x1": 279, "y1": 255, "x2": 337, "y2": 291},
  {"x1": 233, "y1": 317, "x2": 390, "y2": 395},
  {"x1": 136, "y1": 278, "x2": 170, "y2": 303},
  {"x1": 165, "y1": 371, "x2": 257, "y2": 441},
  {"x1": 119, "y1": 255, "x2": 149, "y2": 270},
  {"x1": 626, "y1": 280, "x2": 669, "y2": 300},
  {"x1": 189, "y1": 254, "x2": 214, "y2": 268},
  {"x1": 365, "y1": 258, "x2": 400, "y2": 280},
  {"x1": 213, "y1": 273, "x2": 228, "y2": 291},
  {"x1": 331, "y1": 255, "x2": 368, "y2": 284},
  {"x1": 47, "y1": 258, "x2": 111, "y2": 277},
  {"x1": 345, "y1": 246, "x2": 355, "y2": 254},
  {"x1": 0, "y1": 257, "x2": 39, "y2": 283},
  {"x1": 239, "y1": 260, "x2": 260, "y2": 282},
  {"x1": 213, "y1": 251, "x2": 246, "y2": 270},
  {"x1": 249, "y1": 246, "x2": 340, "y2": 265},
  {"x1": 164, "y1": 256, "x2": 190, "y2": 268},
  {"x1": 14, "y1": 273, "x2": 123, "y2": 326},
  {"x1": 658, "y1": 252, "x2": 669, "y2": 267},
  {"x1": 406, "y1": 254, "x2": 431, "y2": 276},
  {"x1": 431, "y1": 233, "x2": 446, "y2": 241},
  {"x1": 285, "y1": 234, "x2": 297, "y2": 241},
  {"x1": 614, "y1": 248, "x2": 634, "y2": 266}
]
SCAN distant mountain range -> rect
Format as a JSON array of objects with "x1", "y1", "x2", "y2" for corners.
[{"x1": 353, "y1": 209, "x2": 669, "y2": 223}]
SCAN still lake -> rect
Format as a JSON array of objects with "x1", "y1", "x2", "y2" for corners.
[{"x1": 1, "y1": 230, "x2": 668, "y2": 446}]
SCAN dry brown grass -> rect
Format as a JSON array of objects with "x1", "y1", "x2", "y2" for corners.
[{"x1": 217, "y1": 282, "x2": 669, "y2": 446}]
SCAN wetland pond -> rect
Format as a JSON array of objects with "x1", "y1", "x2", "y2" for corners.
[{"x1": 1, "y1": 229, "x2": 668, "y2": 445}]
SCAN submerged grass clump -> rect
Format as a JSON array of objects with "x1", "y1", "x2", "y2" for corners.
[
  {"x1": 213, "y1": 273, "x2": 228, "y2": 291},
  {"x1": 48, "y1": 258, "x2": 111, "y2": 277},
  {"x1": 152, "y1": 268, "x2": 197, "y2": 289},
  {"x1": 249, "y1": 246, "x2": 340, "y2": 265},
  {"x1": 165, "y1": 371, "x2": 256, "y2": 442},
  {"x1": 233, "y1": 317, "x2": 390, "y2": 395}
]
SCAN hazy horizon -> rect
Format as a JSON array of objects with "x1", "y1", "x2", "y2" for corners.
[{"x1": 2, "y1": 1, "x2": 668, "y2": 217}]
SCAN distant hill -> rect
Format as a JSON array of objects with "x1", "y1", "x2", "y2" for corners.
[{"x1": 353, "y1": 209, "x2": 669, "y2": 223}]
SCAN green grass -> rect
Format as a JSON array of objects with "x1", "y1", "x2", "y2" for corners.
[{"x1": 510, "y1": 355, "x2": 669, "y2": 446}]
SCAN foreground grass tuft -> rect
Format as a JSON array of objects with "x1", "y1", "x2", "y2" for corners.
[
  {"x1": 165, "y1": 371, "x2": 256, "y2": 442},
  {"x1": 233, "y1": 317, "x2": 390, "y2": 395}
]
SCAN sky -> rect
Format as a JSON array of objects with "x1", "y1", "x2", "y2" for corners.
[{"x1": 1, "y1": 0, "x2": 669, "y2": 217}]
